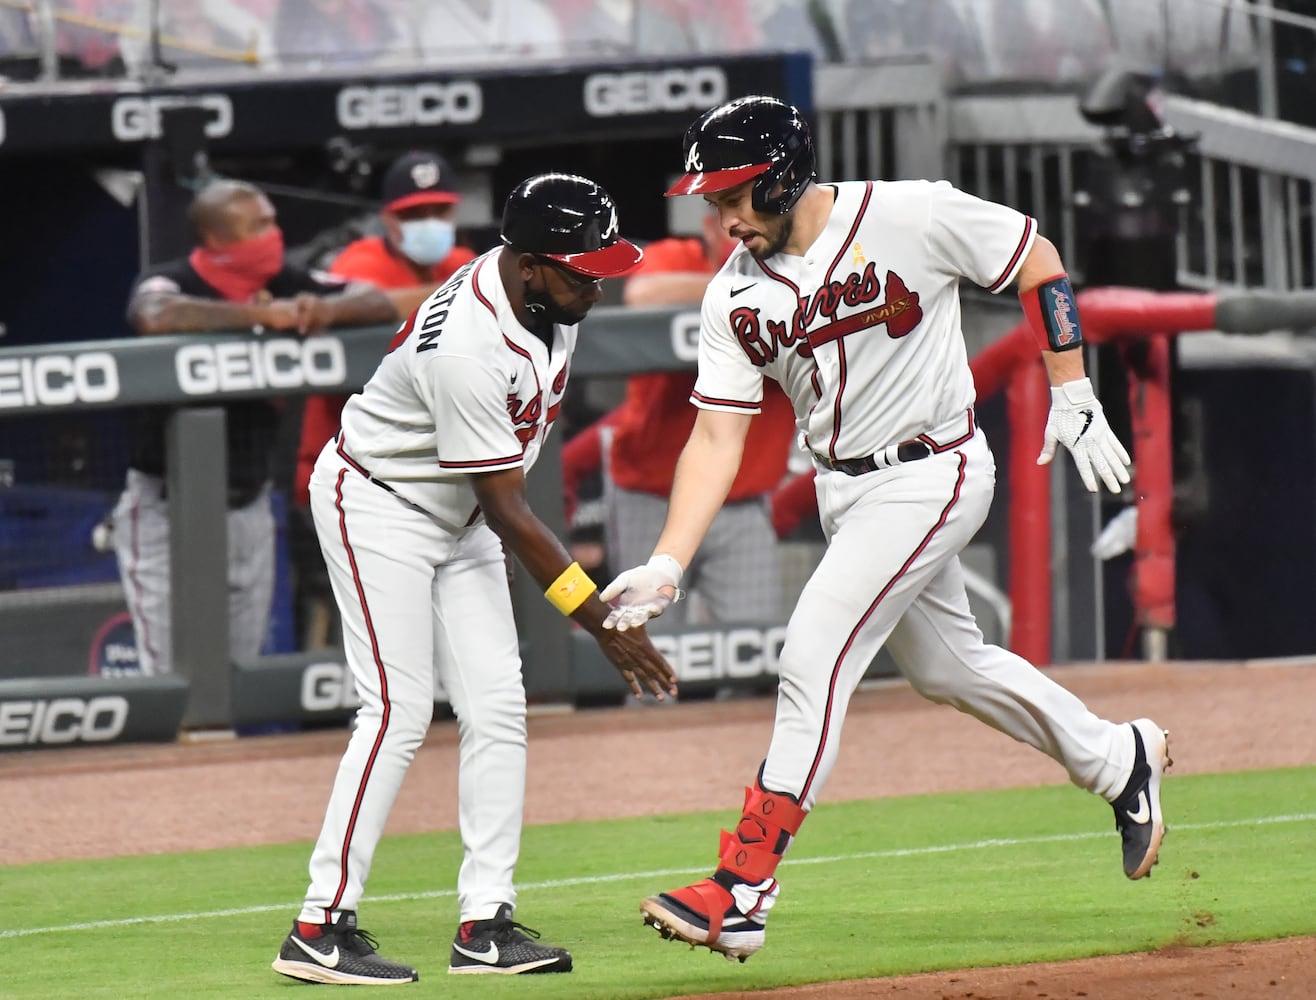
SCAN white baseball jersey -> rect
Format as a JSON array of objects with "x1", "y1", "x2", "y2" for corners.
[
  {"x1": 337, "y1": 248, "x2": 574, "y2": 526},
  {"x1": 692, "y1": 179, "x2": 1036, "y2": 459}
]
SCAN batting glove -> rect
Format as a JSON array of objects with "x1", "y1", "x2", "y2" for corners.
[
  {"x1": 599, "y1": 554, "x2": 684, "y2": 631},
  {"x1": 1037, "y1": 377, "x2": 1132, "y2": 494}
]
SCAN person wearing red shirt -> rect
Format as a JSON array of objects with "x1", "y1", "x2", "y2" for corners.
[
  {"x1": 292, "y1": 150, "x2": 476, "y2": 647},
  {"x1": 294, "y1": 150, "x2": 477, "y2": 510},
  {"x1": 562, "y1": 208, "x2": 798, "y2": 642}
]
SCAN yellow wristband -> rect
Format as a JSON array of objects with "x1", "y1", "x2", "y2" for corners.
[{"x1": 545, "y1": 561, "x2": 597, "y2": 616}]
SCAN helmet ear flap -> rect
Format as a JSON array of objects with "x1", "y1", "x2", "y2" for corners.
[{"x1": 751, "y1": 136, "x2": 815, "y2": 215}]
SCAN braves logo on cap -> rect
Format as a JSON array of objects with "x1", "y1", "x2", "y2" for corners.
[
  {"x1": 411, "y1": 160, "x2": 441, "y2": 189},
  {"x1": 601, "y1": 204, "x2": 619, "y2": 241},
  {"x1": 685, "y1": 142, "x2": 703, "y2": 171}
]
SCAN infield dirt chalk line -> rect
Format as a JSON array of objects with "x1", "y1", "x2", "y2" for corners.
[{"x1": 3, "y1": 812, "x2": 1312, "y2": 941}]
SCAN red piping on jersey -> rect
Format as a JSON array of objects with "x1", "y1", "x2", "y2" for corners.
[
  {"x1": 827, "y1": 342, "x2": 848, "y2": 458},
  {"x1": 439, "y1": 453, "x2": 525, "y2": 470},
  {"x1": 988, "y1": 216, "x2": 1034, "y2": 293},
  {"x1": 819, "y1": 181, "x2": 874, "y2": 459},
  {"x1": 799, "y1": 450, "x2": 968, "y2": 803},
  {"x1": 329, "y1": 466, "x2": 393, "y2": 913},
  {"x1": 918, "y1": 408, "x2": 976, "y2": 452},
  {"x1": 471, "y1": 256, "x2": 497, "y2": 317},
  {"x1": 691, "y1": 390, "x2": 760, "y2": 410}
]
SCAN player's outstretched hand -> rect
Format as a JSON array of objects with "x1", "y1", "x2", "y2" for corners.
[
  {"x1": 1037, "y1": 377, "x2": 1132, "y2": 494},
  {"x1": 588, "y1": 623, "x2": 678, "y2": 701},
  {"x1": 599, "y1": 555, "x2": 684, "y2": 631}
]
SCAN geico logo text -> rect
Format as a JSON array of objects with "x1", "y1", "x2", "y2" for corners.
[
  {"x1": 650, "y1": 626, "x2": 787, "y2": 682},
  {"x1": 670, "y1": 310, "x2": 701, "y2": 363},
  {"x1": 0, "y1": 352, "x2": 120, "y2": 409},
  {"x1": 337, "y1": 82, "x2": 483, "y2": 129},
  {"x1": 584, "y1": 67, "x2": 727, "y2": 117},
  {"x1": 111, "y1": 94, "x2": 233, "y2": 141},
  {"x1": 0, "y1": 696, "x2": 129, "y2": 745},
  {"x1": 176, "y1": 338, "x2": 347, "y2": 394},
  {"x1": 301, "y1": 662, "x2": 361, "y2": 712}
]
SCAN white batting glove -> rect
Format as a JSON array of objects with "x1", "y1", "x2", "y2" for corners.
[
  {"x1": 1037, "y1": 377, "x2": 1132, "y2": 494},
  {"x1": 599, "y1": 554, "x2": 684, "y2": 631}
]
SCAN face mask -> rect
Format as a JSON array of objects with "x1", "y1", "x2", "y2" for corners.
[
  {"x1": 398, "y1": 218, "x2": 456, "y2": 266},
  {"x1": 210, "y1": 226, "x2": 285, "y2": 282},
  {"x1": 523, "y1": 284, "x2": 588, "y2": 327}
]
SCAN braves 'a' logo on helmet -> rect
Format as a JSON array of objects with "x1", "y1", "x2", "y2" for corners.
[
  {"x1": 685, "y1": 142, "x2": 703, "y2": 172},
  {"x1": 601, "y1": 203, "x2": 619, "y2": 241}
]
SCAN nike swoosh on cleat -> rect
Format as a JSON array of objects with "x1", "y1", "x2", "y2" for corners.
[
  {"x1": 1125, "y1": 790, "x2": 1151, "y2": 824},
  {"x1": 1073, "y1": 408, "x2": 1095, "y2": 445},
  {"x1": 291, "y1": 937, "x2": 340, "y2": 968},
  {"x1": 730, "y1": 284, "x2": 755, "y2": 297},
  {"x1": 452, "y1": 941, "x2": 500, "y2": 964}
]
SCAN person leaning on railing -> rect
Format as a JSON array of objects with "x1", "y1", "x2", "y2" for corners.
[{"x1": 108, "y1": 178, "x2": 396, "y2": 676}]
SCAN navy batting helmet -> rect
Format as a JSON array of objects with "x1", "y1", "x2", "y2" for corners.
[
  {"x1": 500, "y1": 173, "x2": 642, "y2": 278},
  {"x1": 665, "y1": 96, "x2": 815, "y2": 215}
]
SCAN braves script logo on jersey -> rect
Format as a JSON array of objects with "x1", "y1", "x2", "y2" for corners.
[
  {"x1": 507, "y1": 367, "x2": 567, "y2": 449},
  {"x1": 730, "y1": 264, "x2": 923, "y2": 367}
]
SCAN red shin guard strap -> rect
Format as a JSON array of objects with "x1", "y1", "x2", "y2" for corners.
[
  {"x1": 741, "y1": 783, "x2": 807, "y2": 836},
  {"x1": 687, "y1": 878, "x2": 730, "y2": 942},
  {"x1": 719, "y1": 830, "x2": 783, "y2": 882},
  {"x1": 717, "y1": 783, "x2": 810, "y2": 881}
]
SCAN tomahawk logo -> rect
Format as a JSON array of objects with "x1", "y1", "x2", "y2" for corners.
[{"x1": 685, "y1": 142, "x2": 703, "y2": 171}]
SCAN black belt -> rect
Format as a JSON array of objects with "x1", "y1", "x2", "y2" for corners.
[
  {"x1": 335, "y1": 433, "x2": 403, "y2": 500},
  {"x1": 813, "y1": 440, "x2": 934, "y2": 477}
]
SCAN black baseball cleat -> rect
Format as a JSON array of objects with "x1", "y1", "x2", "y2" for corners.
[
  {"x1": 272, "y1": 911, "x2": 418, "y2": 985},
  {"x1": 1112, "y1": 718, "x2": 1172, "y2": 879},
  {"x1": 448, "y1": 903, "x2": 572, "y2": 975}
]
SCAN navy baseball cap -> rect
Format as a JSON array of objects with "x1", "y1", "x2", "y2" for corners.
[{"x1": 382, "y1": 151, "x2": 462, "y2": 213}]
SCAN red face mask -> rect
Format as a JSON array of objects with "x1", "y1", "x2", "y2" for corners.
[{"x1": 190, "y1": 226, "x2": 285, "y2": 303}]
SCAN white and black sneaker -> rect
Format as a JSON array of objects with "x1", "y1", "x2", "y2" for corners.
[
  {"x1": 272, "y1": 910, "x2": 418, "y2": 985},
  {"x1": 1112, "y1": 718, "x2": 1171, "y2": 879},
  {"x1": 448, "y1": 904, "x2": 572, "y2": 975}
]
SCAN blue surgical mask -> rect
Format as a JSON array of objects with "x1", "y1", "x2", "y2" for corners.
[{"x1": 398, "y1": 218, "x2": 456, "y2": 266}]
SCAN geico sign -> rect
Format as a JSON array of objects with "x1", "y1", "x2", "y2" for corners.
[
  {"x1": 111, "y1": 94, "x2": 233, "y2": 142},
  {"x1": 176, "y1": 338, "x2": 347, "y2": 395},
  {"x1": 301, "y1": 661, "x2": 447, "y2": 712},
  {"x1": 337, "y1": 82, "x2": 482, "y2": 130},
  {"x1": 0, "y1": 696, "x2": 129, "y2": 746},
  {"x1": 0, "y1": 352, "x2": 120, "y2": 409},
  {"x1": 584, "y1": 67, "x2": 727, "y2": 117},
  {"x1": 651, "y1": 626, "x2": 787, "y2": 682},
  {"x1": 301, "y1": 662, "x2": 360, "y2": 713},
  {"x1": 670, "y1": 310, "x2": 700, "y2": 363}
]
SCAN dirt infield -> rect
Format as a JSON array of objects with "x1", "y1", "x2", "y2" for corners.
[{"x1": 5, "y1": 659, "x2": 1315, "y2": 996}]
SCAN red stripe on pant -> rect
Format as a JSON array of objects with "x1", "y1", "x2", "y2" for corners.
[
  {"x1": 799, "y1": 452, "x2": 968, "y2": 803},
  {"x1": 328, "y1": 467, "x2": 393, "y2": 914}
]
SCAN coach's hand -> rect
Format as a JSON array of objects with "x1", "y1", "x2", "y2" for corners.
[
  {"x1": 600, "y1": 555, "x2": 684, "y2": 631},
  {"x1": 1037, "y1": 377, "x2": 1132, "y2": 494},
  {"x1": 586, "y1": 620, "x2": 678, "y2": 700}
]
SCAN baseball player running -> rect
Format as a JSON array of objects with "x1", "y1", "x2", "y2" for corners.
[
  {"x1": 272, "y1": 173, "x2": 677, "y2": 986},
  {"x1": 602, "y1": 97, "x2": 1170, "y2": 962}
]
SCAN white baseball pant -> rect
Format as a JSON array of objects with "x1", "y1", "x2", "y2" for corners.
[
  {"x1": 762, "y1": 427, "x2": 1135, "y2": 808},
  {"x1": 298, "y1": 443, "x2": 527, "y2": 924}
]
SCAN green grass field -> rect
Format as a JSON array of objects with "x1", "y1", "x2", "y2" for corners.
[{"x1": 3, "y1": 767, "x2": 1313, "y2": 999}]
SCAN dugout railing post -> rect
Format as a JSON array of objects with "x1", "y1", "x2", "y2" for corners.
[{"x1": 166, "y1": 407, "x2": 233, "y2": 730}]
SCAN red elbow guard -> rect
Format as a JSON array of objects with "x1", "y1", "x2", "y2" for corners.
[{"x1": 1020, "y1": 273, "x2": 1084, "y2": 352}]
